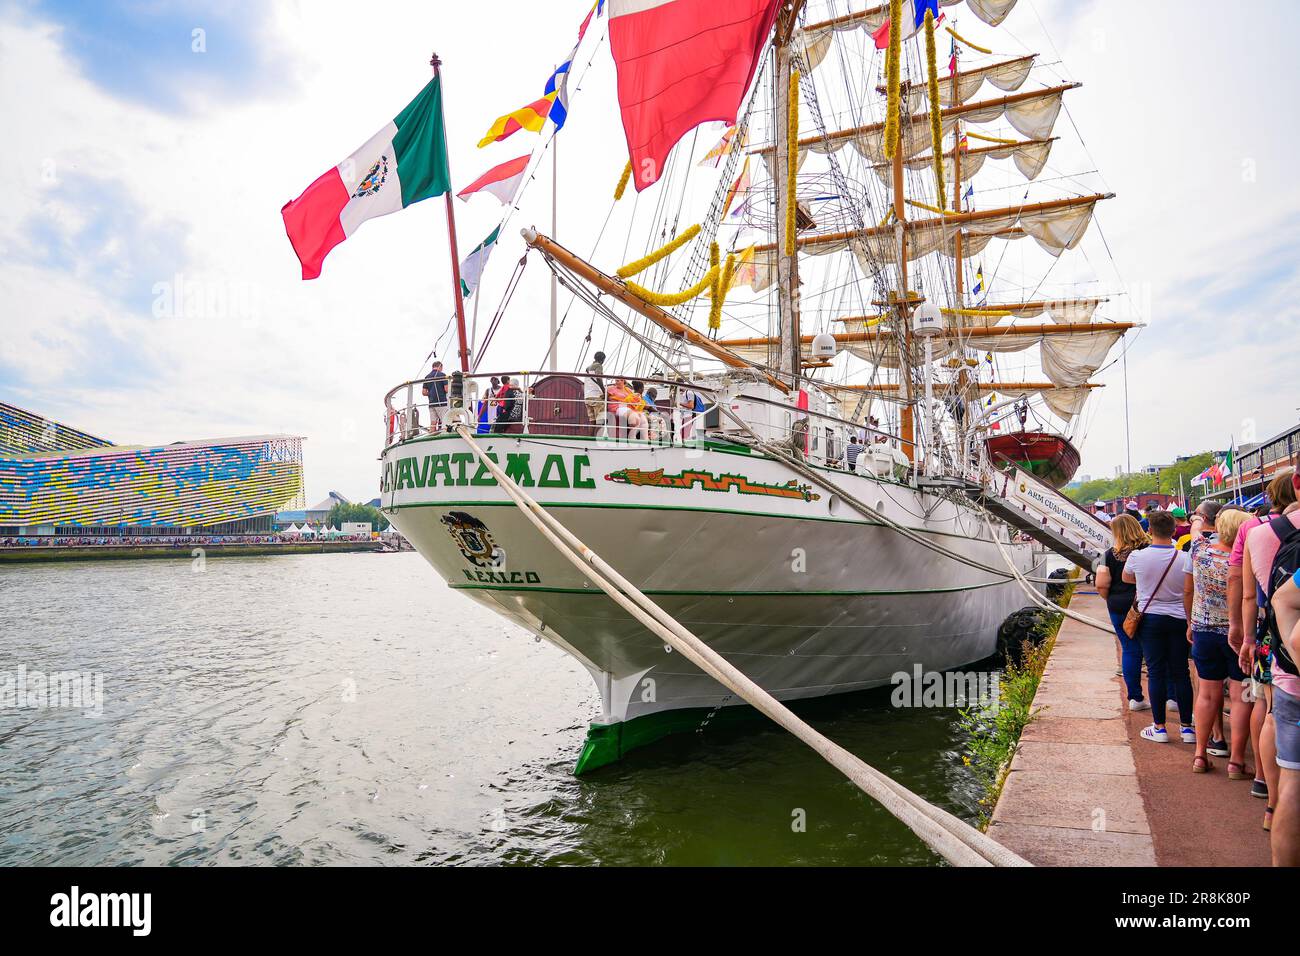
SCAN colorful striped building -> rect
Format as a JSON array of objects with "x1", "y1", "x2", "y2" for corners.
[{"x1": 0, "y1": 401, "x2": 305, "y2": 536}]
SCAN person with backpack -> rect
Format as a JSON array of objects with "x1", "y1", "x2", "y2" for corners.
[
  {"x1": 1270, "y1": 558, "x2": 1300, "y2": 865},
  {"x1": 1236, "y1": 469, "x2": 1300, "y2": 824},
  {"x1": 1123, "y1": 511, "x2": 1194, "y2": 744},
  {"x1": 678, "y1": 383, "x2": 704, "y2": 440}
]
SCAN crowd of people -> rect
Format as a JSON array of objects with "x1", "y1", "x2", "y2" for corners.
[
  {"x1": 1095, "y1": 468, "x2": 1300, "y2": 865},
  {"x1": 398, "y1": 354, "x2": 714, "y2": 443}
]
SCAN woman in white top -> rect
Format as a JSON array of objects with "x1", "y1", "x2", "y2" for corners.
[{"x1": 1123, "y1": 510, "x2": 1194, "y2": 744}]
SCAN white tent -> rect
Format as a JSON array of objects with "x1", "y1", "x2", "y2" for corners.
[
  {"x1": 283, "y1": 524, "x2": 301, "y2": 535},
  {"x1": 300, "y1": 525, "x2": 317, "y2": 536}
]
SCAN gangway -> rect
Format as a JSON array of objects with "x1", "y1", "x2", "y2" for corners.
[{"x1": 962, "y1": 460, "x2": 1112, "y2": 571}]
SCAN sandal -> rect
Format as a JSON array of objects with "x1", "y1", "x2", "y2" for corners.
[
  {"x1": 1264, "y1": 807, "x2": 1274, "y2": 832},
  {"x1": 1227, "y1": 762, "x2": 1253, "y2": 780},
  {"x1": 1192, "y1": 755, "x2": 1213, "y2": 773}
]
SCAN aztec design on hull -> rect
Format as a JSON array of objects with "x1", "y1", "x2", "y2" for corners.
[{"x1": 604, "y1": 466, "x2": 820, "y2": 502}]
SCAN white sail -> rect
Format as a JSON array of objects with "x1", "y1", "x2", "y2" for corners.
[
  {"x1": 902, "y1": 56, "x2": 1036, "y2": 113},
  {"x1": 797, "y1": 0, "x2": 1023, "y2": 71},
  {"x1": 757, "y1": 86, "x2": 1072, "y2": 171},
  {"x1": 869, "y1": 138, "x2": 1055, "y2": 187}
]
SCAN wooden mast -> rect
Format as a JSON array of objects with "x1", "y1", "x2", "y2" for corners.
[
  {"x1": 430, "y1": 53, "x2": 471, "y2": 374},
  {"x1": 773, "y1": 2, "x2": 807, "y2": 390},
  {"x1": 890, "y1": 23, "x2": 915, "y2": 463},
  {"x1": 950, "y1": 37, "x2": 966, "y2": 454}
]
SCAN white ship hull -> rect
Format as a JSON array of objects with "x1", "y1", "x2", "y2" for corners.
[{"x1": 380, "y1": 432, "x2": 1045, "y2": 771}]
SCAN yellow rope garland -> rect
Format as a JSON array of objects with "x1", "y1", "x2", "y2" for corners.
[
  {"x1": 721, "y1": 252, "x2": 738, "y2": 295},
  {"x1": 707, "y1": 242, "x2": 723, "y2": 330},
  {"x1": 784, "y1": 68, "x2": 800, "y2": 258},
  {"x1": 883, "y1": 0, "x2": 903, "y2": 160},
  {"x1": 924, "y1": 11, "x2": 947, "y2": 212},
  {"x1": 967, "y1": 130, "x2": 1018, "y2": 146},
  {"x1": 616, "y1": 223, "x2": 701, "y2": 279},
  {"x1": 905, "y1": 197, "x2": 952, "y2": 216},
  {"x1": 625, "y1": 265, "x2": 720, "y2": 308},
  {"x1": 613, "y1": 160, "x2": 632, "y2": 201},
  {"x1": 946, "y1": 26, "x2": 993, "y2": 55}
]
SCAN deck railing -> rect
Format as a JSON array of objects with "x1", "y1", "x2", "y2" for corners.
[{"x1": 382, "y1": 370, "x2": 913, "y2": 477}]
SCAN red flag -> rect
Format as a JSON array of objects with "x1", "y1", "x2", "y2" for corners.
[
  {"x1": 872, "y1": 18, "x2": 891, "y2": 49},
  {"x1": 609, "y1": 0, "x2": 780, "y2": 192}
]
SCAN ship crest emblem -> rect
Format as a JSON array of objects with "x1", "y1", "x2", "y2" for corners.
[
  {"x1": 353, "y1": 155, "x2": 389, "y2": 198},
  {"x1": 441, "y1": 511, "x2": 504, "y2": 568}
]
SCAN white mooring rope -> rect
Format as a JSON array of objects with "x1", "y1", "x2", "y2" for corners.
[{"x1": 451, "y1": 424, "x2": 1030, "y2": 867}]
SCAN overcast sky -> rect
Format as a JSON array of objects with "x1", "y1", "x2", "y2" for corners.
[{"x1": 2, "y1": 0, "x2": 1297, "y2": 503}]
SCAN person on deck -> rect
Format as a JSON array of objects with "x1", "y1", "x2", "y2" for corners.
[
  {"x1": 491, "y1": 378, "x2": 523, "y2": 433},
  {"x1": 1185, "y1": 508, "x2": 1252, "y2": 776},
  {"x1": 584, "y1": 352, "x2": 606, "y2": 435},
  {"x1": 606, "y1": 378, "x2": 644, "y2": 440},
  {"x1": 846, "y1": 434, "x2": 867, "y2": 472},
  {"x1": 1124, "y1": 511, "x2": 1195, "y2": 744},
  {"x1": 1096, "y1": 513, "x2": 1149, "y2": 711},
  {"x1": 422, "y1": 360, "x2": 448, "y2": 432}
]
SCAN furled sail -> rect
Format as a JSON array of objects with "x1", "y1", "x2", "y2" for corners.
[
  {"x1": 731, "y1": 195, "x2": 1109, "y2": 291},
  {"x1": 820, "y1": 382, "x2": 1099, "y2": 421},
  {"x1": 837, "y1": 325, "x2": 1128, "y2": 387},
  {"x1": 868, "y1": 138, "x2": 1055, "y2": 187},
  {"x1": 900, "y1": 56, "x2": 1036, "y2": 113},
  {"x1": 720, "y1": 321, "x2": 1135, "y2": 392},
  {"x1": 975, "y1": 298, "x2": 1105, "y2": 324},
  {"x1": 797, "y1": 0, "x2": 1023, "y2": 71},
  {"x1": 756, "y1": 85, "x2": 1075, "y2": 172}
]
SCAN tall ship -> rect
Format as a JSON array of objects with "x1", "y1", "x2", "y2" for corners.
[{"x1": 377, "y1": 0, "x2": 1129, "y2": 772}]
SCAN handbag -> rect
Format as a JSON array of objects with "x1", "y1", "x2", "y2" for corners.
[{"x1": 1122, "y1": 550, "x2": 1179, "y2": 639}]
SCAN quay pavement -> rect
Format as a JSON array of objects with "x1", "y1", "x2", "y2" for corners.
[{"x1": 989, "y1": 590, "x2": 1270, "y2": 866}]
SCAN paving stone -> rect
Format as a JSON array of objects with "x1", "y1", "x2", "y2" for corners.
[{"x1": 989, "y1": 821, "x2": 1157, "y2": 867}]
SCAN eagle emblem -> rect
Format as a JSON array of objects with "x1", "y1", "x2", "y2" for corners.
[
  {"x1": 353, "y1": 155, "x2": 389, "y2": 198},
  {"x1": 441, "y1": 511, "x2": 504, "y2": 568}
]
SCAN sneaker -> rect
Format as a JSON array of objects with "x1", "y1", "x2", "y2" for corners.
[
  {"x1": 1167, "y1": 699, "x2": 1179, "y2": 715},
  {"x1": 1180, "y1": 726, "x2": 1196, "y2": 744},
  {"x1": 1141, "y1": 725, "x2": 1170, "y2": 744},
  {"x1": 1251, "y1": 779, "x2": 1269, "y2": 800},
  {"x1": 1129, "y1": 698, "x2": 1151, "y2": 712},
  {"x1": 1206, "y1": 738, "x2": 1229, "y2": 757}
]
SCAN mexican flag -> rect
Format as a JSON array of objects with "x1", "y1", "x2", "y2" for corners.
[
  {"x1": 282, "y1": 78, "x2": 451, "y2": 280},
  {"x1": 459, "y1": 225, "x2": 501, "y2": 299}
]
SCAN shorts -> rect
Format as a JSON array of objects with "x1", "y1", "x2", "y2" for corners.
[
  {"x1": 1191, "y1": 630, "x2": 1245, "y2": 682},
  {"x1": 1274, "y1": 687, "x2": 1300, "y2": 771}
]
